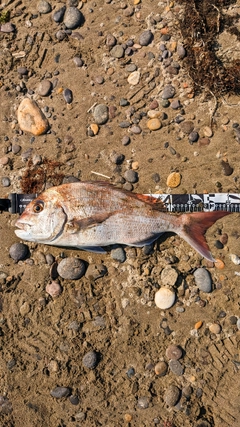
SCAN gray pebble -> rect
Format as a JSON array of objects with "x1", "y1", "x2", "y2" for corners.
[
  {"x1": 125, "y1": 64, "x2": 137, "y2": 72},
  {"x1": 177, "y1": 45, "x2": 186, "y2": 59},
  {"x1": 2, "y1": 177, "x2": 10, "y2": 187},
  {"x1": 69, "y1": 395, "x2": 80, "y2": 405},
  {"x1": 93, "y1": 104, "x2": 109, "y2": 125},
  {"x1": 119, "y1": 98, "x2": 129, "y2": 107},
  {"x1": 164, "y1": 385, "x2": 181, "y2": 407},
  {"x1": 63, "y1": 88, "x2": 73, "y2": 104},
  {"x1": 166, "y1": 344, "x2": 182, "y2": 360},
  {"x1": 162, "y1": 84, "x2": 175, "y2": 99},
  {"x1": 110, "y1": 151, "x2": 125, "y2": 164},
  {"x1": 182, "y1": 385, "x2": 193, "y2": 398},
  {"x1": 188, "y1": 131, "x2": 199, "y2": 143},
  {"x1": 137, "y1": 396, "x2": 149, "y2": 409},
  {"x1": 169, "y1": 360, "x2": 184, "y2": 376},
  {"x1": 50, "y1": 386, "x2": 71, "y2": 398},
  {"x1": 57, "y1": 257, "x2": 85, "y2": 280},
  {"x1": 95, "y1": 75, "x2": 104, "y2": 85},
  {"x1": 124, "y1": 169, "x2": 138, "y2": 183},
  {"x1": 139, "y1": 30, "x2": 153, "y2": 46},
  {"x1": 0, "y1": 396, "x2": 12, "y2": 414},
  {"x1": 82, "y1": 350, "x2": 98, "y2": 369},
  {"x1": 55, "y1": 30, "x2": 66, "y2": 41},
  {"x1": 111, "y1": 247, "x2": 126, "y2": 263},
  {"x1": 53, "y1": 6, "x2": 66, "y2": 23},
  {"x1": 73, "y1": 56, "x2": 84, "y2": 67},
  {"x1": 37, "y1": 0, "x2": 52, "y2": 14},
  {"x1": 110, "y1": 45, "x2": 125, "y2": 59},
  {"x1": 106, "y1": 33, "x2": 117, "y2": 47},
  {"x1": 161, "y1": 267, "x2": 178, "y2": 286},
  {"x1": 64, "y1": 7, "x2": 83, "y2": 29},
  {"x1": 119, "y1": 121, "x2": 131, "y2": 128},
  {"x1": 130, "y1": 125, "x2": 142, "y2": 134},
  {"x1": 17, "y1": 66, "x2": 28, "y2": 75},
  {"x1": 193, "y1": 268, "x2": 212, "y2": 293},
  {"x1": 85, "y1": 264, "x2": 107, "y2": 280},
  {"x1": 12, "y1": 144, "x2": 21, "y2": 154},
  {"x1": 123, "y1": 182, "x2": 133, "y2": 191},
  {"x1": 170, "y1": 99, "x2": 181, "y2": 109},
  {"x1": 9, "y1": 243, "x2": 29, "y2": 261},
  {"x1": 46, "y1": 253, "x2": 55, "y2": 265},
  {"x1": 37, "y1": 79, "x2": 52, "y2": 96},
  {"x1": 122, "y1": 135, "x2": 130, "y2": 146}
]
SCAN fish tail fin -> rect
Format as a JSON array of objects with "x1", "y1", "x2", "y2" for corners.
[{"x1": 177, "y1": 211, "x2": 231, "y2": 262}]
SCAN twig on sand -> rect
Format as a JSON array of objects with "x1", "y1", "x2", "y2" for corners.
[{"x1": 91, "y1": 171, "x2": 111, "y2": 179}]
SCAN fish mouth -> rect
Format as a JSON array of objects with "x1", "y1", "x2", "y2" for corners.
[{"x1": 15, "y1": 219, "x2": 33, "y2": 239}]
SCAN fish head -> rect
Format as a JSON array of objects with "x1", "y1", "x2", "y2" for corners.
[{"x1": 15, "y1": 188, "x2": 67, "y2": 243}]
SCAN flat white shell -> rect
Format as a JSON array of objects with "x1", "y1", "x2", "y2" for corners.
[{"x1": 155, "y1": 287, "x2": 176, "y2": 309}]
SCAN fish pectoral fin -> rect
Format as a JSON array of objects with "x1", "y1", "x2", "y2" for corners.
[
  {"x1": 76, "y1": 246, "x2": 107, "y2": 253},
  {"x1": 68, "y1": 212, "x2": 114, "y2": 231}
]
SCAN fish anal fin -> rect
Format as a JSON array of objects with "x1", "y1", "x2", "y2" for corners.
[{"x1": 180, "y1": 211, "x2": 231, "y2": 261}]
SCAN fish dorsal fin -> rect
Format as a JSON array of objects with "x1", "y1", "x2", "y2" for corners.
[{"x1": 133, "y1": 193, "x2": 166, "y2": 211}]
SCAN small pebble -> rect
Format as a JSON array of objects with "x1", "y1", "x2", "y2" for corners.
[
  {"x1": 53, "y1": 6, "x2": 66, "y2": 23},
  {"x1": 17, "y1": 98, "x2": 49, "y2": 135},
  {"x1": 220, "y1": 233, "x2": 228, "y2": 245},
  {"x1": 170, "y1": 99, "x2": 181, "y2": 109},
  {"x1": 147, "y1": 118, "x2": 162, "y2": 131},
  {"x1": 95, "y1": 75, "x2": 104, "y2": 85},
  {"x1": 0, "y1": 156, "x2": 9, "y2": 165},
  {"x1": 9, "y1": 243, "x2": 29, "y2": 261},
  {"x1": 203, "y1": 126, "x2": 213, "y2": 137},
  {"x1": 64, "y1": 7, "x2": 83, "y2": 29},
  {"x1": 37, "y1": 0, "x2": 52, "y2": 14},
  {"x1": 93, "y1": 104, "x2": 109, "y2": 125},
  {"x1": 155, "y1": 287, "x2": 175, "y2": 309},
  {"x1": 155, "y1": 361, "x2": 168, "y2": 376},
  {"x1": 166, "y1": 345, "x2": 182, "y2": 360},
  {"x1": 188, "y1": 131, "x2": 199, "y2": 143},
  {"x1": 169, "y1": 360, "x2": 184, "y2": 376},
  {"x1": 161, "y1": 267, "x2": 178, "y2": 286},
  {"x1": 214, "y1": 240, "x2": 224, "y2": 249},
  {"x1": 37, "y1": 79, "x2": 52, "y2": 96},
  {"x1": 127, "y1": 71, "x2": 140, "y2": 85},
  {"x1": 12, "y1": 144, "x2": 21, "y2": 154},
  {"x1": 0, "y1": 23, "x2": 15, "y2": 33},
  {"x1": 198, "y1": 137, "x2": 210, "y2": 146},
  {"x1": 137, "y1": 396, "x2": 149, "y2": 409},
  {"x1": 195, "y1": 320, "x2": 203, "y2": 329},
  {"x1": 139, "y1": 30, "x2": 153, "y2": 46},
  {"x1": 110, "y1": 45, "x2": 125, "y2": 59},
  {"x1": 180, "y1": 120, "x2": 194, "y2": 135},
  {"x1": 63, "y1": 88, "x2": 73, "y2": 104},
  {"x1": 85, "y1": 264, "x2": 107, "y2": 280},
  {"x1": 162, "y1": 84, "x2": 175, "y2": 99},
  {"x1": 130, "y1": 125, "x2": 142, "y2": 134},
  {"x1": 110, "y1": 151, "x2": 125, "y2": 164},
  {"x1": 164, "y1": 385, "x2": 181, "y2": 407},
  {"x1": 149, "y1": 99, "x2": 159, "y2": 109},
  {"x1": 17, "y1": 66, "x2": 28, "y2": 75},
  {"x1": 57, "y1": 257, "x2": 85, "y2": 280},
  {"x1": 50, "y1": 387, "x2": 71, "y2": 398},
  {"x1": 69, "y1": 395, "x2": 80, "y2": 405},
  {"x1": 106, "y1": 33, "x2": 116, "y2": 47},
  {"x1": 46, "y1": 281, "x2": 62, "y2": 298},
  {"x1": 221, "y1": 160, "x2": 233, "y2": 176},
  {"x1": 89, "y1": 123, "x2": 99, "y2": 135},
  {"x1": 177, "y1": 45, "x2": 186, "y2": 59},
  {"x1": 110, "y1": 247, "x2": 126, "y2": 263},
  {"x1": 209, "y1": 323, "x2": 221, "y2": 334},
  {"x1": 166, "y1": 172, "x2": 181, "y2": 188},
  {"x1": 73, "y1": 56, "x2": 84, "y2": 67},
  {"x1": 122, "y1": 135, "x2": 130, "y2": 145},
  {"x1": 55, "y1": 30, "x2": 66, "y2": 41},
  {"x1": 229, "y1": 254, "x2": 240, "y2": 265},
  {"x1": 124, "y1": 169, "x2": 138, "y2": 183},
  {"x1": 193, "y1": 268, "x2": 212, "y2": 293},
  {"x1": 82, "y1": 350, "x2": 98, "y2": 369},
  {"x1": 2, "y1": 177, "x2": 10, "y2": 187}
]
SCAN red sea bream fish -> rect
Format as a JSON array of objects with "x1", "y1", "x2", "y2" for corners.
[{"x1": 15, "y1": 181, "x2": 231, "y2": 261}]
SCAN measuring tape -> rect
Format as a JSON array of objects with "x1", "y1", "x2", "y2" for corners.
[{"x1": 0, "y1": 193, "x2": 240, "y2": 214}]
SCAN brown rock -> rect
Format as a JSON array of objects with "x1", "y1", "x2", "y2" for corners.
[
  {"x1": 180, "y1": 120, "x2": 194, "y2": 135},
  {"x1": 17, "y1": 98, "x2": 49, "y2": 136}
]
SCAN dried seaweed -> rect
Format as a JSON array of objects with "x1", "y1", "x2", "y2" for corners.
[
  {"x1": 20, "y1": 159, "x2": 64, "y2": 194},
  {"x1": 178, "y1": 0, "x2": 240, "y2": 96}
]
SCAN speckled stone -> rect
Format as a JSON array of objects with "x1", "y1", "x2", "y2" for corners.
[
  {"x1": 162, "y1": 84, "x2": 175, "y2": 99},
  {"x1": 37, "y1": 1, "x2": 52, "y2": 14},
  {"x1": 166, "y1": 172, "x2": 181, "y2": 188},
  {"x1": 63, "y1": 7, "x2": 83, "y2": 29},
  {"x1": 124, "y1": 169, "x2": 138, "y2": 183},
  {"x1": 110, "y1": 45, "x2": 125, "y2": 59},
  {"x1": 93, "y1": 104, "x2": 109, "y2": 125},
  {"x1": 164, "y1": 385, "x2": 181, "y2": 407},
  {"x1": 193, "y1": 268, "x2": 212, "y2": 293},
  {"x1": 127, "y1": 70, "x2": 140, "y2": 85},
  {"x1": 166, "y1": 345, "x2": 182, "y2": 360},
  {"x1": 9, "y1": 243, "x2": 29, "y2": 261},
  {"x1": 161, "y1": 267, "x2": 178, "y2": 286},
  {"x1": 139, "y1": 30, "x2": 153, "y2": 46},
  {"x1": 53, "y1": 6, "x2": 66, "y2": 23},
  {"x1": 147, "y1": 118, "x2": 162, "y2": 131},
  {"x1": 155, "y1": 361, "x2": 168, "y2": 376},
  {"x1": 57, "y1": 257, "x2": 85, "y2": 280},
  {"x1": 82, "y1": 350, "x2": 98, "y2": 369},
  {"x1": 50, "y1": 387, "x2": 71, "y2": 398},
  {"x1": 180, "y1": 120, "x2": 194, "y2": 135},
  {"x1": 110, "y1": 247, "x2": 126, "y2": 263},
  {"x1": 85, "y1": 264, "x2": 107, "y2": 280},
  {"x1": 169, "y1": 360, "x2": 184, "y2": 376},
  {"x1": 37, "y1": 79, "x2": 52, "y2": 96},
  {"x1": 177, "y1": 45, "x2": 186, "y2": 59},
  {"x1": 17, "y1": 98, "x2": 49, "y2": 135}
]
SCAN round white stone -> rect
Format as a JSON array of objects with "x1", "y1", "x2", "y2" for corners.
[{"x1": 155, "y1": 287, "x2": 176, "y2": 310}]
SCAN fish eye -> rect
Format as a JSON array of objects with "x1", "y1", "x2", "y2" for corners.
[{"x1": 33, "y1": 200, "x2": 44, "y2": 213}]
